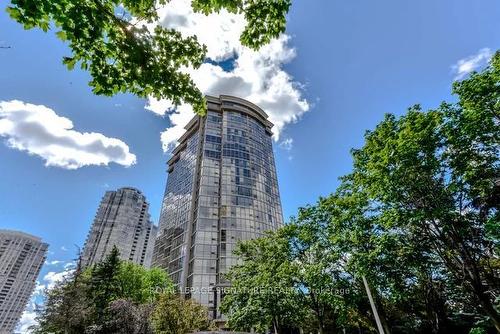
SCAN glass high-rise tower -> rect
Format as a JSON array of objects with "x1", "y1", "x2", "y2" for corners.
[{"x1": 152, "y1": 95, "x2": 284, "y2": 320}]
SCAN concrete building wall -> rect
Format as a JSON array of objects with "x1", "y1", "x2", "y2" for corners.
[
  {"x1": 0, "y1": 230, "x2": 47, "y2": 334},
  {"x1": 82, "y1": 187, "x2": 157, "y2": 268}
]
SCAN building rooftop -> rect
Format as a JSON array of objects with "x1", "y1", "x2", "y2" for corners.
[{"x1": 0, "y1": 229, "x2": 44, "y2": 242}]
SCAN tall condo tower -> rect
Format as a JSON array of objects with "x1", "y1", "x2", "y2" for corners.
[
  {"x1": 82, "y1": 187, "x2": 157, "y2": 268},
  {"x1": 0, "y1": 230, "x2": 48, "y2": 333},
  {"x1": 152, "y1": 95, "x2": 284, "y2": 320}
]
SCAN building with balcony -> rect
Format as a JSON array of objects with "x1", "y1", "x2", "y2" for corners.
[
  {"x1": 81, "y1": 187, "x2": 157, "y2": 268},
  {"x1": 0, "y1": 229, "x2": 48, "y2": 333}
]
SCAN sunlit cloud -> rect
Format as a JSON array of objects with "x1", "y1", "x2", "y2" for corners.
[
  {"x1": 451, "y1": 48, "x2": 493, "y2": 80},
  {"x1": 0, "y1": 100, "x2": 137, "y2": 169},
  {"x1": 144, "y1": 0, "x2": 310, "y2": 151}
]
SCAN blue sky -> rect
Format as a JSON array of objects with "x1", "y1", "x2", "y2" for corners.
[{"x1": 0, "y1": 0, "x2": 499, "y2": 330}]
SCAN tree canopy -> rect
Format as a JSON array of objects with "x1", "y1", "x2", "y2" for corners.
[
  {"x1": 6, "y1": 0, "x2": 292, "y2": 114},
  {"x1": 152, "y1": 293, "x2": 216, "y2": 334},
  {"x1": 31, "y1": 247, "x2": 214, "y2": 334},
  {"x1": 220, "y1": 230, "x2": 306, "y2": 334},
  {"x1": 221, "y1": 52, "x2": 500, "y2": 334}
]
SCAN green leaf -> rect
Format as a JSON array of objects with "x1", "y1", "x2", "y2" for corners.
[
  {"x1": 62, "y1": 56, "x2": 76, "y2": 70},
  {"x1": 6, "y1": 0, "x2": 293, "y2": 115},
  {"x1": 56, "y1": 30, "x2": 67, "y2": 41}
]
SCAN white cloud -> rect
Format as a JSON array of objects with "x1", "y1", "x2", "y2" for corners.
[
  {"x1": 60, "y1": 246, "x2": 68, "y2": 252},
  {"x1": 64, "y1": 261, "x2": 76, "y2": 270},
  {"x1": 45, "y1": 260, "x2": 63, "y2": 266},
  {"x1": 35, "y1": 263, "x2": 74, "y2": 294},
  {"x1": 0, "y1": 100, "x2": 137, "y2": 169},
  {"x1": 154, "y1": 0, "x2": 245, "y2": 61},
  {"x1": 279, "y1": 138, "x2": 294, "y2": 151},
  {"x1": 17, "y1": 294, "x2": 39, "y2": 333},
  {"x1": 18, "y1": 309, "x2": 37, "y2": 333},
  {"x1": 144, "y1": 0, "x2": 310, "y2": 151},
  {"x1": 33, "y1": 281, "x2": 45, "y2": 296},
  {"x1": 43, "y1": 270, "x2": 73, "y2": 290},
  {"x1": 154, "y1": 103, "x2": 196, "y2": 152},
  {"x1": 452, "y1": 48, "x2": 493, "y2": 80}
]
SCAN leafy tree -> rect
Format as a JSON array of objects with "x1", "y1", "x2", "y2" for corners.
[
  {"x1": 222, "y1": 211, "x2": 382, "y2": 334},
  {"x1": 222, "y1": 51, "x2": 499, "y2": 333},
  {"x1": 286, "y1": 212, "x2": 353, "y2": 334},
  {"x1": 6, "y1": 0, "x2": 292, "y2": 114},
  {"x1": 117, "y1": 261, "x2": 173, "y2": 304},
  {"x1": 220, "y1": 231, "x2": 306, "y2": 334},
  {"x1": 308, "y1": 192, "x2": 474, "y2": 334},
  {"x1": 88, "y1": 246, "x2": 123, "y2": 326},
  {"x1": 332, "y1": 51, "x2": 500, "y2": 331},
  {"x1": 31, "y1": 246, "x2": 212, "y2": 334},
  {"x1": 31, "y1": 247, "x2": 174, "y2": 333},
  {"x1": 288, "y1": 198, "x2": 436, "y2": 333},
  {"x1": 31, "y1": 267, "x2": 92, "y2": 333},
  {"x1": 105, "y1": 299, "x2": 154, "y2": 334},
  {"x1": 151, "y1": 293, "x2": 215, "y2": 334}
]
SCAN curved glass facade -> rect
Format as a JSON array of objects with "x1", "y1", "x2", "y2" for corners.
[{"x1": 152, "y1": 95, "x2": 283, "y2": 320}]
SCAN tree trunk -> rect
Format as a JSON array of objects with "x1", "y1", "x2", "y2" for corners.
[
  {"x1": 458, "y1": 235, "x2": 500, "y2": 332},
  {"x1": 375, "y1": 299, "x2": 391, "y2": 334},
  {"x1": 431, "y1": 221, "x2": 500, "y2": 332},
  {"x1": 475, "y1": 287, "x2": 500, "y2": 332},
  {"x1": 310, "y1": 293, "x2": 325, "y2": 334},
  {"x1": 273, "y1": 319, "x2": 280, "y2": 334}
]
